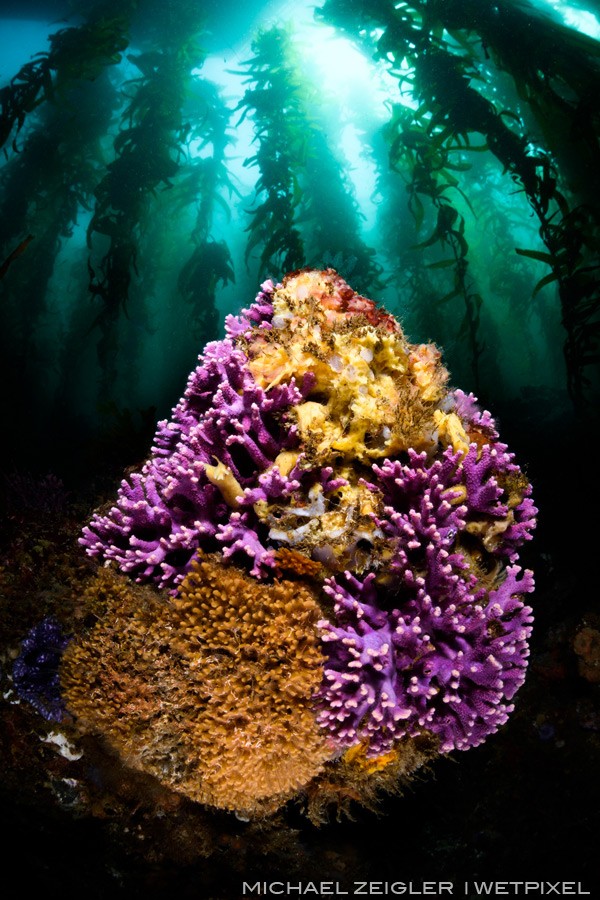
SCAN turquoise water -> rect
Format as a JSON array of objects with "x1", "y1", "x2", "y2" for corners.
[{"x1": 1, "y1": 0, "x2": 598, "y2": 480}]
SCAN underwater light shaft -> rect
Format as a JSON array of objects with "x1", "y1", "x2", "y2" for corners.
[
  {"x1": 198, "y1": 10, "x2": 397, "y2": 224},
  {"x1": 535, "y1": 0, "x2": 600, "y2": 37}
]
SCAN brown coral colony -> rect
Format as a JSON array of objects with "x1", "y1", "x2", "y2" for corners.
[{"x1": 61, "y1": 554, "x2": 332, "y2": 816}]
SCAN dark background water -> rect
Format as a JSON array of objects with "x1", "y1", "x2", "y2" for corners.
[{"x1": 0, "y1": 0, "x2": 599, "y2": 895}]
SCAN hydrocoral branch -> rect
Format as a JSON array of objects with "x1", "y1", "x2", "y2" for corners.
[
  {"x1": 80, "y1": 287, "x2": 305, "y2": 588},
  {"x1": 316, "y1": 564, "x2": 534, "y2": 755},
  {"x1": 317, "y1": 396, "x2": 537, "y2": 756},
  {"x1": 369, "y1": 449, "x2": 468, "y2": 565},
  {"x1": 371, "y1": 437, "x2": 536, "y2": 568}
]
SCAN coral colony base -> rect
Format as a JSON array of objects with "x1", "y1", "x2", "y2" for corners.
[{"x1": 29, "y1": 269, "x2": 536, "y2": 819}]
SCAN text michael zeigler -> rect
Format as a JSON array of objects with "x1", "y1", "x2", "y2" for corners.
[{"x1": 241, "y1": 883, "x2": 591, "y2": 897}]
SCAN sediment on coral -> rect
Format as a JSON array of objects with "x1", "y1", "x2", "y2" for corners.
[{"x1": 68, "y1": 269, "x2": 537, "y2": 819}]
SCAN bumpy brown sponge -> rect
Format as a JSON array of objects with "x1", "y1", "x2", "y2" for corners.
[{"x1": 60, "y1": 555, "x2": 332, "y2": 816}]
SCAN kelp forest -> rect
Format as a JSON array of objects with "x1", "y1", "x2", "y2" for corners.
[{"x1": 1, "y1": 0, "x2": 599, "y2": 484}]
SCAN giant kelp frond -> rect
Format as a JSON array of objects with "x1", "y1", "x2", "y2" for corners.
[
  {"x1": 177, "y1": 241, "x2": 235, "y2": 342},
  {"x1": 433, "y1": 0, "x2": 600, "y2": 408},
  {"x1": 236, "y1": 24, "x2": 383, "y2": 291},
  {"x1": 0, "y1": 6, "x2": 133, "y2": 154},
  {"x1": 173, "y1": 76, "x2": 237, "y2": 344},
  {"x1": 386, "y1": 83, "x2": 493, "y2": 389},
  {"x1": 235, "y1": 25, "x2": 308, "y2": 276},
  {"x1": 85, "y1": 10, "x2": 208, "y2": 398},
  {"x1": 318, "y1": 0, "x2": 600, "y2": 411},
  {"x1": 0, "y1": 71, "x2": 119, "y2": 444}
]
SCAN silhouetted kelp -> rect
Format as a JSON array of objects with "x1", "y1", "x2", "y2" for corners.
[
  {"x1": 236, "y1": 24, "x2": 383, "y2": 294},
  {"x1": 0, "y1": 70, "x2": 119, "y2": 446},
  {"x1": 235, "y1": 26, "x2": 307, "y2": 276},
  {"x1": 173, "y1": 76, "x2": 237, "y2": 343},
  {"x1": 0, "y1": 3, "x2": 133, "y2": 154},
  {"x1": 0, "y1": 0, "x2": 598, "y2": 479},
  {"x1": 86, "y1": 8, "x2": 208, "y2": 397},
  {"x1": 0, "y1": 233, "x2": 34, "y2": 280},
  {"x1": 318, "y1": 0, "x2": 600, "y2": 411}
]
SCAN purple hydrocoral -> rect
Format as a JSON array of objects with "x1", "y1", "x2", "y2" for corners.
[
  {"x1": 316, "y1": 564, "x2": 534, "y2": 755},
  {"x1": 460, "y1": 442, "x2": 537, "y2": 559},
  {"x1": 242, "y1": 461, "x2": 347, "y2": 508},
  {"x1": 12, "y1": 617, "x2": 70, "y2": 722},
  {"x1": 224, "y1": 278, "x2": 275, "y2": 339},
  {"x1": 450, "y1": 388, "x2": 498, "y2": 438},
  {"x1": 80, "y1": 288, "x2": 307, "y2": 588},
  {"x1": 368, "y1": 449, "x2": 468, "y2": 575},
  {"x1": 317, "y1": 415, "x2": 537, "y2": 755},
  {"x1": 371, "y1": 443, "x2": 536, "y2": 565}
]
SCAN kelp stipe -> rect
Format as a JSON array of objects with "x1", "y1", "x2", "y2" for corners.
[{"x1": 318, "y1": 0, "x2": 600, "y2": 413}]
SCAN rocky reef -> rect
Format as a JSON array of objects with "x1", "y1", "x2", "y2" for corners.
[{"x1": 45, "y1": 269, "x2": 537, "y2": 818}]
